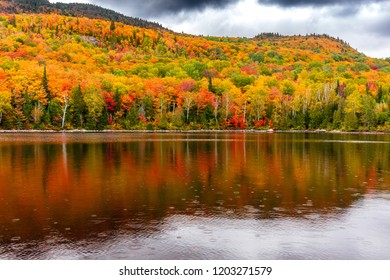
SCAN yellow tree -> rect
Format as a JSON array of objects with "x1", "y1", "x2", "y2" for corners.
[
  {"x1": 247, "y1": 84, "x2": 267, "y2": 122},
  {"x1": 0, "y1": 91, "x2": 12, "y2": 124},
  {"x1": 84, "y1": 86, "x2": 105, "y2": 125},
  {"x1": 344, "y1": 90, "x2": 364, "y2": 130}
]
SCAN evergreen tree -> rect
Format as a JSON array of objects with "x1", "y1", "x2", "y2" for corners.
[
  {"x1": 125, "y1": 105, "x2": 140, "y2": 129},
  {"x1": 114, "y1": 88, "x2": 121, "y2": 112},
  {"x1": 42, "y1": 65, "x2": 51, "y2": 101},
  {"x1": 110, "y1": 20, "x2": 116, "y2": 31},
  {"x1": 377, "y1": 86, "x2": 384, "y2": 103},
  {"x1": 22, "y1": 92, "x2": 34, "y2": 123},
  {"x1": 71, "y1": 84, "x2": 86, "y2": 128}
]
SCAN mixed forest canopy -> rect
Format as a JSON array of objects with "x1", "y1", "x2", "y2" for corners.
[{"x1": 0, "y1": 0, "x2": 390, "y2": 131}]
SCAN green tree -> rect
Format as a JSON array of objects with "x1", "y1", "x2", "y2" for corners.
[
  {"x1": 42, "y1": 65, "x2": 51, "y2": 100},
  {"x1": 48, "y1": 98, "x2": 63, "y2": 128},
  {"x1": 125, "y1": 104, "x2": 140, "y2": 129},
  {"x1": 71, "y1": 84, "x2": 86, "y2": 128},
  {"x1": 282, "y1": 81, "x2": 295, "y2": 96},
  {"x1": 183, "y1": 61, "x2": 207, "y2": 80},
  {"x1": 377, "y1": 86, "x2": 384, "y2": 103},
  {"x1": 231, "y1": 74, "x2": 255, "y2": 89},
  {"x1": 114, "y1": 88, "x2": 121, "y2": 112},
  {"x1": 141, "y1": 95, "x2": 155, "y2": 122},
  {"x1": 249, "y1": 52, "x2": 264, "y2": 63},
  {"x1": 308, "y1": 102, "x2": 324, "y2": 129},
  {"x1": 332, "y1": 103, "x2": 345, "y2": 129},
  {"x1": 22, "y1": 92, "x2": 34, "y2": 124},
  {"x1": 361, "y1": 94, "x2": 377, "y2": 129},
  {"x1": 110, "y1": 20, "x2": 115, "y2": 31}
]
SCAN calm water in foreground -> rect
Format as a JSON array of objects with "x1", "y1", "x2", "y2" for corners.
[{"x1": 0, "y1": 132, "x2": 390, "y2": 260}]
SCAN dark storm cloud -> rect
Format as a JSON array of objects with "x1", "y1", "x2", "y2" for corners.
[
  {"x1": 370, "y1": 16, "x2": 390, "y2": 37},
  {"x1": 259, "y1": 0, "x2": 387, "y2": 8},
  {"x1": 331, "y1": 5, "x2": 361, "y2": 17},
  {"x1": 91, "y1": 0, "x2": 239, "y2": 17}
]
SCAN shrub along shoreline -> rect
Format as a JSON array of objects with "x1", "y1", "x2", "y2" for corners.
[{"x1": 1, "y1": 129, "x2": 390, "y2": 135}]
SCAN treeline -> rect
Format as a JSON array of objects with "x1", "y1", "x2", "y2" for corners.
[
  {"x1": 1, "y1": 66, "x2": 389, "y2": 131},
  {"x1": 255, "y1": 32, "x2": 349, "y2": 43}
]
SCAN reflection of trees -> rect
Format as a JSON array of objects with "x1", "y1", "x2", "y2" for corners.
[{"x1": 0, "y1": 133, "x2": 389, "y2": 245}]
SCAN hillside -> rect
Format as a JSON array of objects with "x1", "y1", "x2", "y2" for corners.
[
  {"x1": 0, "y1": 12, "x2": 389, "y2": 131},
  {"x1": 0, "y1": 0, "x2": 164, "y2": 30}
]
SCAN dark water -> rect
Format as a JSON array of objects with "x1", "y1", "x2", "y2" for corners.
[{"x1": 0, "y1": 132, "x2": 389, "y2": 260}]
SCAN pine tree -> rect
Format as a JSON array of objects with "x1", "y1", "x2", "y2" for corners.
[
  {"x1": 114, "y1": 88, "x2": 121, "y2": 112},
  {"x1": 377, "y1": 86, "x2": 384, "y2": 103},
  {"x1": 71, "y1": 84, "x2": 86, "y2": 128},
  {"x1": 110, "y1": 20, "x2": 115, "y2": 31},
  {"x1": 42, "y1": 65, "x2": 51, "y2": 100}
]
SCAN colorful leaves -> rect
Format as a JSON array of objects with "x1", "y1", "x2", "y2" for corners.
[{"x1": 0, "y1": 13, "x2": 389, "y2": 130}]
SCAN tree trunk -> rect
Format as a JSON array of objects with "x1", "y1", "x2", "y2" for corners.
[
  {"x1": 214, "y1": 97, "x2": 220, "y2": 124},
  {"x1": 225, "y1": 92, "x2": 230, "y2": 120},
  {"x1": 61, "y1": 95, "x2": 69, "y2": 129},
  {"x1": 62, "y1": 103, "x2": 68, "y2": 129},
  {"x1": 243, "y1": 101, "x2": 247, "y2": 125},
  {"x1": 79, "y1": 114, "x2": 83, "y2": 127}
]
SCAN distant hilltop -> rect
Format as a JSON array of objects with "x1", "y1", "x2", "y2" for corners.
[{"x1": 0, "y1": 0, "x2": 165, "y2": 30}]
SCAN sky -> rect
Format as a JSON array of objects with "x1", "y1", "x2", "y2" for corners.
[{"x1": 49, "y1": 0, "x2": 390, "y2": 58}]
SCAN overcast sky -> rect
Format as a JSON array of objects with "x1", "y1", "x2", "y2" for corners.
[{"x1": 50, "y1": 0, "x2": 390, "y2": 58}]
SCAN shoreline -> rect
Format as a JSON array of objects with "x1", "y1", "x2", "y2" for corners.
[{"x1": 1, "y1": 129, "x2": 390, "y2": 135}]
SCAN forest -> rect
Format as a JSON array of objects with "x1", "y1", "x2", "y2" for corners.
[{"x1": 0, "y1": 13, "x2": 390, "y2": 131}]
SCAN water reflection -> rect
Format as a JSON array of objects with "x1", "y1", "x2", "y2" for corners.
[{"x1": 0, "y1": 132, "x2": 389, "y2": 259}]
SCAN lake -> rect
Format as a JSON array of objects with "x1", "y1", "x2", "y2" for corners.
[{"x1": 0, "y1": 132, "x2": 389, "y2": 260}]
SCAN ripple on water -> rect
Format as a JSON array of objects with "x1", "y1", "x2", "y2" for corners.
[{"x1": 1, "y1": 133, "x2": 390, "y2": 260}]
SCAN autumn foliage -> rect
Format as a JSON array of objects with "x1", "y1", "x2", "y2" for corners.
[{"x1": 0, "y1": 13, "x2": 389, "y2": 131}]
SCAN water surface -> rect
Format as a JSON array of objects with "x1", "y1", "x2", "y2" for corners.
[{"x1": 0, "y1": 132, "x2": 389, "y2": 259}]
